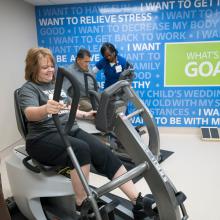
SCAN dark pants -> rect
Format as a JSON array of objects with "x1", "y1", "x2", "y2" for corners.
[
  {"x1": 26, "y1": 128, "x2": 122, "y2": 180},
  {"x1": 78, "y1": 97, "x2": 93, "y2": 112}
]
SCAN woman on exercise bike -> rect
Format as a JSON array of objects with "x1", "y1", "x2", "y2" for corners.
[{"x1": 19, "y1": 47, "x2": 149, "y2": 219}]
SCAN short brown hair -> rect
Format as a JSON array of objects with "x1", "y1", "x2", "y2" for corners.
[
  {"x1": 76, "y1": 48, "x2": 91, "y2": 60},
  {"x1": 25, "y1": 47, "x2": 55, "y2": 83}
]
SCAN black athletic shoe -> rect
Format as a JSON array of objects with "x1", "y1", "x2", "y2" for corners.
[
  {"x1": 132, "y1": 193, "x2": 158, "y2": 220},
  {"x1": 76, "y1": 199, "x2": 106, "y2": 219},
  {"x1": 76, "y1": 203, "x2": 94, "y2": 218}
]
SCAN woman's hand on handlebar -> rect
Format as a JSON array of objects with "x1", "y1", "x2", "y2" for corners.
[
  {"x1": 84, "y1": 110, "x2": 97, "y2": 120},
  {"x1": 46, "y1": 99, "x2": 66, "y2": 114},
  {"x1": 76, "y1": 109, "x2": 97, "y2": 120}
]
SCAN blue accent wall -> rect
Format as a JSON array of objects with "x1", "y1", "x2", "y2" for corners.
[{"x1": 36, "y1": 1, "x2": 220, "y2": 127}]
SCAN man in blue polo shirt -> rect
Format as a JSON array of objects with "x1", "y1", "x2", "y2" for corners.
[{"x1": 92, "y1": 42, "x2": 133, "y2": 89}]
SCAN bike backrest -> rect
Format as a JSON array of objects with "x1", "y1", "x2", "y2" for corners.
[{"x1": 14, "y1": 88, "x2": 27, "y2": 139}]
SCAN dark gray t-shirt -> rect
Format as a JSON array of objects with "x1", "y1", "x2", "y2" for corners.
[{"x1": 19, "y1": 81, "x2": 78, "y2": 141}]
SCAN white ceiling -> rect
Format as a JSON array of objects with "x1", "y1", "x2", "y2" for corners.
[{"x1": 23, "y1": 0, "x2": 130, "y2": 6}]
